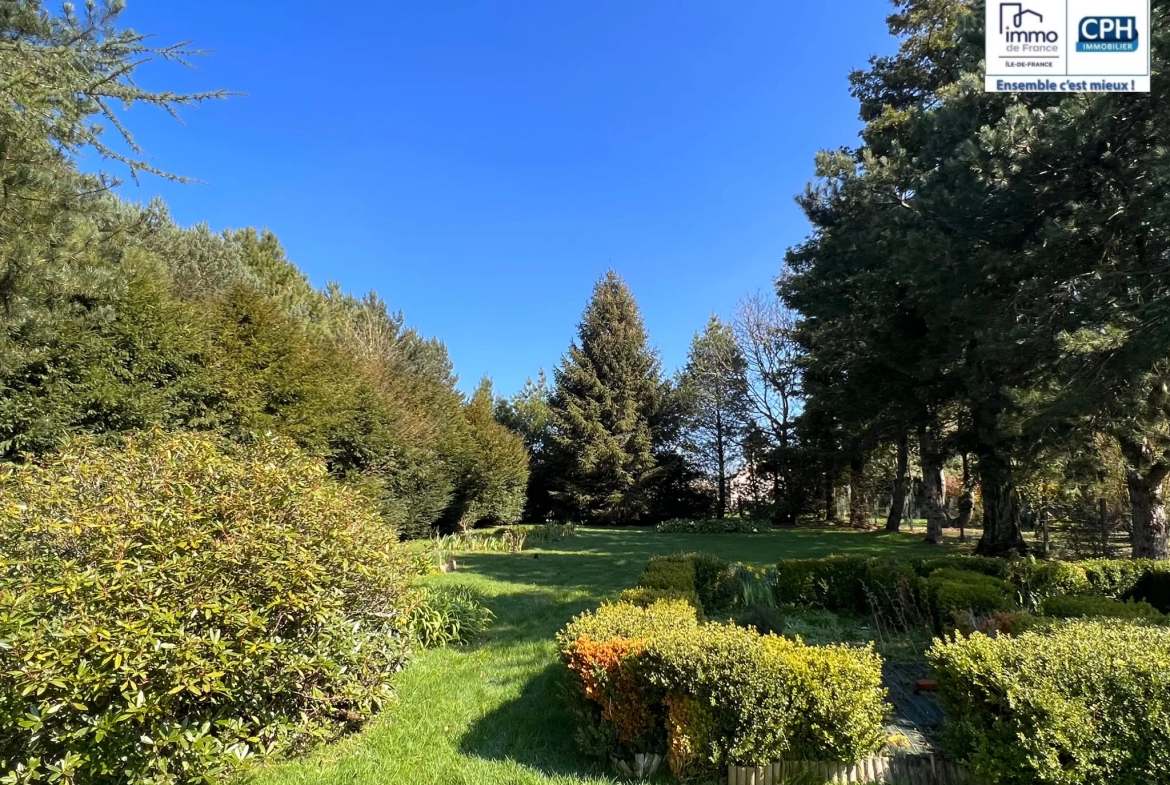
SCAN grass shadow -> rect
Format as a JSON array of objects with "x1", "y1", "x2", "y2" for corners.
[{"x1": 457, "y1": 661, "x2": 614, "y2": 782}]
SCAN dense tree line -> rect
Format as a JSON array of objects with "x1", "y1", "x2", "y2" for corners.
[
  {"x1": 0, "y1": 0, "x2": 528, "y2": 539},
  {"x1": 783, "y1": 0, "x2": 1170, "y2": 557}
]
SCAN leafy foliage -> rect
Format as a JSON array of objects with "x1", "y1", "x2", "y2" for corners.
[
  {"x1": 405, "y1": 585, "x2": 495, "y2": 648},
  {"x1": 929, "y1": 622, "x2": 1170, "y2": 785},
  {"x1": 0, "y1": 431, "x2": 418, "y2": 783}
]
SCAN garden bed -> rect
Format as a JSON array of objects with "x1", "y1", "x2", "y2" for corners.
[{"x1": 559, "y1": 549, "x2": 1170, "y2": 784}]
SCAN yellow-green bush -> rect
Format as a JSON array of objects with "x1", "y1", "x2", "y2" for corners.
[
  {"x1": 557, "y1": 600, "x2": 887, "y2": 779},
  {"x1": 619, "y1": 587, "x2": 703, "y2": 616},
  {"x1": 649, "y1": 624, "x2": 886, "y2": 772},
  {"x1": 929, "y1": 622, "x2": 1170, "y2": 785},
  {"x1": 0, "y1": 431, "x2": 418, "y2": 784}
]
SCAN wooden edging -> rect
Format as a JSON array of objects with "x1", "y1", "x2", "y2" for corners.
[{"x1": 727, "y1": 755, "x2": 979, "y2": 785}]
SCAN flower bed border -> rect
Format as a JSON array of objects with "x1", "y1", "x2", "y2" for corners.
[{"x1": 726, "y1": 755, "x2": 979, "y2": 784}]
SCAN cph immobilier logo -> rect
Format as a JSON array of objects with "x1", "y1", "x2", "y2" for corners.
[{"x1": 986, "y1": 0, "x2": 1151, "y2": 93}]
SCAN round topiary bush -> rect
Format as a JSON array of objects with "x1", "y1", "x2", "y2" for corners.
[{"x1": 0, "y1": 431, "x2": 420, "y2": 784}]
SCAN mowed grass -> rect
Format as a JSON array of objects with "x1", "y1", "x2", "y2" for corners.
[{"x1": 240, "y1": 527, "x2": 952, "y2": 785}]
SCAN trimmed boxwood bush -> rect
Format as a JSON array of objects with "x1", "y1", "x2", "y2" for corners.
[
  {"x1": 0, "y1": 432, "x2": 418, "y2": 784},
  {"x1": 773, "y1": 555, "x2": 872, "y2": 611},
  {"x1": 772, "y1": 556, "x2": 924, "y2": 628},
  {"x1": 929, "y1": 621, "x2": 1170, "y2": 785},
  {"x1": 689, "y1": 552, "x2": 739, "y2": 613},
  {"x1": 558, "y1": 600, "x2": 886, "y2": 780},
  {"x1": 921, "y1": 569, "x2": 1014, "y2": 630},
  {"x1": 1040, "y1": 595, "x2": 1164, "y2": 622},
  {"x1": 637, "y1": 554, "x2": 737, "y2": 615},
  {"x1": 913, "y1": 555, "x2": 1008, "y2": 579},
  {"x1": 620, "y1": 587, "x2": 704, "y2": 617},
  {"x1": 638, "y1": 556, "x2": 697, "y2": 593},
  {"x1": 1078, "y1": 558, "x2": 1170, "y2": 598}
]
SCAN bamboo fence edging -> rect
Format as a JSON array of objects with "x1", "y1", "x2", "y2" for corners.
[{"x1": 726, "y1": 755, "x2": 980, "y2": 785}]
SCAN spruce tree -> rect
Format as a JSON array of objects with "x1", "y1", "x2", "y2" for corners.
[{"x1": 548, "y1": 271, "x2": 665, "y2": 524}]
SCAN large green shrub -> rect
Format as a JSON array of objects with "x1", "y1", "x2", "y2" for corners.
[
  {"x1": 772, "y1": 556, "x2": 924, "y2": 627},
  {"x1": 913, "y1": 555, "x2": 1008, "y2": 579},
  {"x1": 0, "y1": 432, "x2": 418, "y2": 784},
  {"x1": 689, "y1": 553, "x2": 740, "y2": 613},
  {"x1": 558, "y1": 600, "x2": 886, "y2": 780},
  {"x1": 929, "y1": 622, "x2": 1170, "y2": 785},
  {"x1": 1077, "y1": 559, "x2": 1170, "y2": 598}
]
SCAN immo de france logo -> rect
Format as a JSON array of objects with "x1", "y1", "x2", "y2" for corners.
[
  {"x1": 986, "y1": 0, "x2": 1151, "y2": 92},
  {"x1": 1000, "y1": 4, "x2": 1060, "y2": 48}
]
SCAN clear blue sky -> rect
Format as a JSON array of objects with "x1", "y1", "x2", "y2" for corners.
[{"x1": 110, "y1": 1, "x2": 898, "y2": 397}]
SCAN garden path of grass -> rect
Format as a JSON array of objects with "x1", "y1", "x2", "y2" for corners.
[{"x1": 241, "y1": 527, "x2": 953, "y2": 785}]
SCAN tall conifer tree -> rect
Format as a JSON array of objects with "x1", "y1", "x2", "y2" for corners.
[{"x1": 548, "y1": 271, "x2": 665, "y2": 524}]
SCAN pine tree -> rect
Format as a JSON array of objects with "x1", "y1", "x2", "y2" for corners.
[
  {"x1": 679, "y1": 316, "x2": 747, "y2": 517},
  {"x1": 547, "y1": 271, "x2": 665, "y2": 524}
]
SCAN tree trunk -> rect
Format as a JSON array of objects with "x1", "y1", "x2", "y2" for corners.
[
  {"x1": 886, "y1": 433, "x2": 909, "y2": 532},
  {"x1": 974, "y1": 449, "x2": 1027, "y2": 556},
  {"x1": 1128, "y1": 477, "x2": 1168, "y2": 559},
  {"x1": 1118, "y1": 436, "x2": 1170, "y2": 560},
  {"x1": 955, "y1": 452, "x2": 975, "y2": 534},
  {"x1": 715, "y1": 410, "x2": 727, "y2": 519},
  {"x1": 919, "y1": 426, "x2": 947, "y2": 545},
  {"x1": 825, "y1": 467, "x2": 837, "y2": 523},
  {"x1": 849, "y1": 454, "x2": 868, "y2": 528}
]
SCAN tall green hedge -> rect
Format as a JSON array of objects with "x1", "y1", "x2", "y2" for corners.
[
  {"x1": 929, "y1": 622, "x2": 1170, "y2": 785},
  {"x1": 0, "y1": 431, "x2": 420, "y2": 784}
]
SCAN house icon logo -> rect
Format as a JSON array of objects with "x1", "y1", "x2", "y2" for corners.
[
  {"x1": 1000, "y1": 3, "x2": 1044, "y2": 34},
  {"x1": 999, "y1": 2, "x2": 1059, "y2": 44}
]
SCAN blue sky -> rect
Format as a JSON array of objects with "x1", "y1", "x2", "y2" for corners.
[{"x1": 110, "y1": 1, "x2": 899, "y2": 397}]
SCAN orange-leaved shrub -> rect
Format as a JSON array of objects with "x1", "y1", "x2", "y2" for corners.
[{"x1": 0, "y1": 431, "x2": 420, "y2": 784}]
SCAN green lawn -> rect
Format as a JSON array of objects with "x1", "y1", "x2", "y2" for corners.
[{"x1": 241, "y1": 527, "x2": 953, "y2": 785}]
